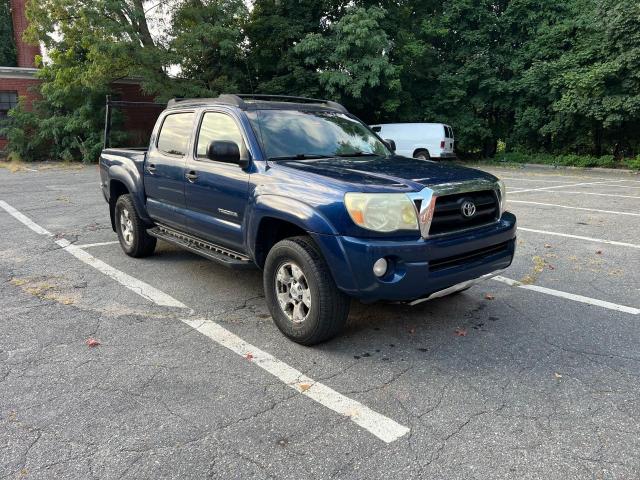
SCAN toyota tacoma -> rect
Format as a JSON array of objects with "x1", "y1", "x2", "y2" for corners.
[{"x1": 99, "y1": 94, "x2": 516, "y2": 344}]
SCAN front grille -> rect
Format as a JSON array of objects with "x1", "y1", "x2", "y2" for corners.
[
  {"x1": 429, "y1": 241, "x2": 510, "y2": 272},
  {"x1": 429, "y1": 190, "x2": 499, "y2": 236}
]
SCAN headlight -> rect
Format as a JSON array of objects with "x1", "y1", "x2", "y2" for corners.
[
  {"x1": 344, "y1": 193, "x2": 418, "y2": 232},
  {"x1": 497, "y1": 179, "x2": 507, "y2": 215}
]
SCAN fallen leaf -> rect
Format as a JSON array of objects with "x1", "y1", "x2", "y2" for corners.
[
  {"x1": 484, "y1": 294, "x2": 495, "y2": 300},
  {"x1": 547, "y1": 264, "x2": 555, "y2": 270},
  {"x1": 86, "y1": 338, "x2": 100, "y2": 347},
  {"x1": 544, "y1": 243, "x2": 552, "y2": 248},
  {"x1": 244, "y1": 353, "x2": 254, "y2": 361},
  {"x1": 554, "y1": 372, "x2": 563, "y2": 379},
  {"x1": 454, "y1": 328, "x2": 467, "y2": 337},
  {"x1": 299, "y1": 383, "x2": 312, "y2": 392},
  {"x1": 595, "y1": 250, "x2": 603, "y2": 255}
]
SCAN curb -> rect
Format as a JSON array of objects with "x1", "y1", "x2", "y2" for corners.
[
  {"x1": 466, "y1": 161, "x2": 639, "y2": 176},
  {"x1": 519, "y1": 163, "x2": 638, "y2": 175}
]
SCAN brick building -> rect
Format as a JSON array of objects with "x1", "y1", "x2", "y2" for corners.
[{"x1": 1, "y1": 0, "x2": 161, "y2": 151}]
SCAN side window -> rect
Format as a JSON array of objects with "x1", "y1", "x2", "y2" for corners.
[
  {"x1": 197, "y1": 112, "x2": 245, "y2": 158},
  {"x1": 0, "y1": 91, "x2": 18, "y2": 123},
  {"x1": 445, "y1": 126, "x2": 453, "y2": 138},
  {"x1": 157, "y1": 112, "x2": 194, "y2": 156},
  {"x1": 371, "y1": 126, "x2": 381, "y2": 133}
]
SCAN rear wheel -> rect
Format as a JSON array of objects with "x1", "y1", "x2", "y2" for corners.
[
  {"x1": 264, "y1": 236, "x2": 350, "y2": 345},
  {"x1": 115, "y1": 194, "x2": 156, "y2": 257},
  {"x1": 414, "y1": 149, "x2": 430, "y2": 160}
]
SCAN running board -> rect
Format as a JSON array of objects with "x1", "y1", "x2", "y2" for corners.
[{"x1": 148, "y1": 224, "x2": 255, "y2": 269}]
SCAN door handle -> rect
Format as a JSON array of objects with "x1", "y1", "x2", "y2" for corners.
[
  {"x1": 185, "y1": 171, "x2": 198, "y2": 182},
  {"x1": 147, "y1": 163, "x2": 157, "y2": 174}
]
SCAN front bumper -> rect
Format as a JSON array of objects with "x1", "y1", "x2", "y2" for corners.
[{"x1": 311, "y1": 212, "x2": 516, "y2": 302}]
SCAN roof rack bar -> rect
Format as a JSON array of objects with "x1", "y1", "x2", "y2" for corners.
[
  {"x1": 235, "y1": 94, "x2": 346, "y2": 112},
  {"x1": 166, "y1": 94, "x2": 347, "y2": 112}
]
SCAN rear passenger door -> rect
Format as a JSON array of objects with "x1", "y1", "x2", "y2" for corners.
[
  {"x1": 184, "y1": 110, "x2": 250, "y2": 251},
  {"x1": 144, "y1": 111, "x2": 195, "y2": 228}
]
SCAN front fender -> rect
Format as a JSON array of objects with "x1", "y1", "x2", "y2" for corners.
[
  {"x1": 246, "y1": 195, "x2": 359, "y2": 294},
  {"x1": 247, "y1": 194, "x2": 339, "y2": 240}
]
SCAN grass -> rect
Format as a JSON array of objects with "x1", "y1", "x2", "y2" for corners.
[
  {"x1": 0, "y1": 157, "x2": 85, "y2": 173},
  {"x1": 467, "y1": 152, "x2": 640, "y2": 171}
]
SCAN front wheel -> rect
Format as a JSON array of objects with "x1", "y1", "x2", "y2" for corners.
[
  {"x1": 114, "y1": 194, "x2": 156, "y2": 258},
  {"x1": 264, "y1": 236, "x2": 350, "y2": 345}
]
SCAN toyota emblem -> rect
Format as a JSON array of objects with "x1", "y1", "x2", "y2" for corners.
[{"x1": 461, "y1": 200, "x2": 476, "y2": 218}]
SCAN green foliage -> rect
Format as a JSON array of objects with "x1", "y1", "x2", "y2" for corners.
[
  {"x1": 295, "y1": 6, "x2": 400, "y2": 118},
  {"x1": 2, "y1": 0, "x2": 168, "y2": 162},
  {"x1": 626, "y1": 156, "x2": 640, "y2": 171},
  {"x1": 0, "y1": 0, "x2": 16, "y2": 66},
  {"x1": 3, "y1": 0, "x2": 640, "y2": 164},
  {"x1": 167, "y1": 0, "x2": 251, "y2": 99},
  {"x1": 493, "y1": 151, "x2": 632, "y2": 169}
]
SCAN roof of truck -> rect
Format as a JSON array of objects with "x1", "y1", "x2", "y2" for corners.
[{"x1": 165, "y1": 94, "x2": 348, "y2": 113}]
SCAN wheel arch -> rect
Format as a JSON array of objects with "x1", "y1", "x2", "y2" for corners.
[
  {"x1": 107, "y1": 165, "x2": 151, "y2": 231},
  {"x1": 413, "y1": 147, "x2": 430, "y2": 158}
]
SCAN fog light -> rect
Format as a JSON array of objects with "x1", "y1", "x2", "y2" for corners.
[{"x1": 373, "y1": 258, "x2": 388, "y2": 277}]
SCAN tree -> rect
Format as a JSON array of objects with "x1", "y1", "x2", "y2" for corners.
[
  {"x1": 551, "y1": 0, "x2": 640, "y2": 155},
  {"x1": 3, "y1": 0, "x2": 169, "y2": 162},
  {"x1": 3, "y1": 0, "x2": 639, "y2": 162},
  {"x1": 0, "y1": 0, "x2": 17, "y2": 66},
  {"x1": 167, "y1": 0, "x2": 251, "y2": 99},
  {"x1": 295, "y1": 6, "x2": 400, "y2": 120},
  {"x1": 245, "y1": 0, "x2": 343, "y2": 96}
]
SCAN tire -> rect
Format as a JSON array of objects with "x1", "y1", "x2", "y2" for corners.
[
  {"x1": 114, "y1": 194, "x2": 156, "y2": 258},
  {"x1": 414, "y1": 149, "x2": 430, "y2": 160},
  {"x1": 263, "y1": 236, "x2": 350, "y2": 345}
]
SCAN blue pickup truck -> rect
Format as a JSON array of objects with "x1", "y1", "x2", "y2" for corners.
[{"x1": 99, "y1": 94, "x2": 516, "y2": 344}]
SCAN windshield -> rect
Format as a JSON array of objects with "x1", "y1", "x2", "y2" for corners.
[{"x1": 248, "y1": 110, "x2": 390, "y2": 160}]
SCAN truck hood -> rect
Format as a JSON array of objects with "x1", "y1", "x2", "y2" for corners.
[{"x1": 274, "y1": 155, "x2": 497, "y2": 192}]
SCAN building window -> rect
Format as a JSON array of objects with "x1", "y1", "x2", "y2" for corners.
[{"x1": 0, "y1": 91, "x2": 19, "y2": 121}]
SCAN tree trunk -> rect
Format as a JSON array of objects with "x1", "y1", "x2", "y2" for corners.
[{"x1": 130, "y1": 0, "x2": 156, "y2": 48}]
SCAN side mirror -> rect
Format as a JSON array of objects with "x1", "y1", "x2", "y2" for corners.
[
  {"x1": 384, "y1": 139, "x2": 396, "y2": 152},
  {"x1": 206, "y1": 140, "x2": 248, "y2": 168}
]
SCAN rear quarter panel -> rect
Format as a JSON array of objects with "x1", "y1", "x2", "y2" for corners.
[{"x1": 100, "y1": 149, "x2": 152, "y2": 224}]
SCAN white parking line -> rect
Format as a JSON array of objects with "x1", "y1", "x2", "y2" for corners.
[
  {"x1": 75, "y1": 241, "x2": 120, "y2": 249},
  {"x1": 0, "y1": 200, "x2": 54, "y2": 236},
  {"x1": 56, "y1": 238, "x2": 187, "y2": 308},
  {"x1": 509, "y1": 180, "x2": 625, "y2": 194},
  {"x1": 0, "y1": 199, "x2": 410, "y2": 444},
  {"x1": 182, "y1": 317, "x2": 410, "y2": 443},
  {"x1": 517, "y1": 190, "x2": 640, "y2": 199},
  {"x1": 583, "y1": 183, "x2": 640, "y2": 190},
  {"x1": 518, "y1": 227, "x2": 640, "y2": 249},
  {"x1": 509, "y1": 200, "x2": 640, "y2": 217},
  {"x1": 491, "y1": 170, "x2": 640, "y2": 183},
  {"x1": 501, "y1": 177, "x2": 577, "y2": 184},
  {"x1": 501, "y1": 176, "x2": 640, "y2": 187},
  {"x1": 493, "y1": 276, "x2": 640, "y2": 315}
]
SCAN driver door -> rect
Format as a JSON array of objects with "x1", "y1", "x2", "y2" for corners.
[{"x1": 184, "y1": 110, "x2": 250, "y2": 251}]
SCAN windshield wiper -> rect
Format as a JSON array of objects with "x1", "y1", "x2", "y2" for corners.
[
  {"x1": 335, "y1": 151, "x2": 380, "y2": 157},
  {"x1": 268, "y1": 153, "x2": 332, "y2": 161}
]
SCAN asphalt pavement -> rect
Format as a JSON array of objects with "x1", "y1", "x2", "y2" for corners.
[{"x1": 1, "y1": 162, "x2": 639, "y2": 479}]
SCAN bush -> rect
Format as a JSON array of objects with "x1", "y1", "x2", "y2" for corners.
[
  {"x1": 0, "y1": 99, "x2": 46, "y2": 162},
  {"x1": 492, "y1": 152, "x2": 628, "y2": 169},
  {"x1": 0, "y1": 95, "x2": 128, "y2": 163},
  {"x1": 625, "y1": 156, "x2": 640, "y2": 171}
]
